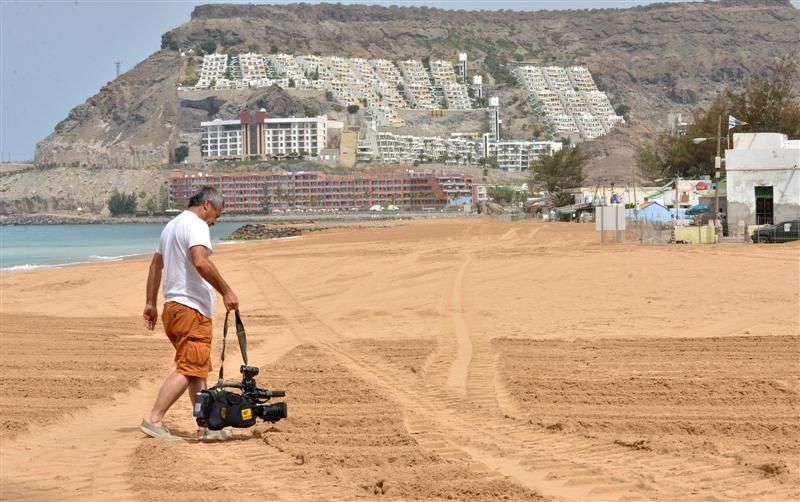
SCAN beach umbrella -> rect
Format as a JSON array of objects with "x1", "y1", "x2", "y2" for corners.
[{"x1": 685, "y1": 204, "x2": 709, "y2": 216}]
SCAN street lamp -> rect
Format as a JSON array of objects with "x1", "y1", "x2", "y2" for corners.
[{"x1": 692, "y1": 127, "x2": 730, "y2": 239}]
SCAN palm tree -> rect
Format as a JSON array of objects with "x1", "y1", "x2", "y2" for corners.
[
  {"x1": 274, "y1": 186, "x2": 285, "y2": 211},
  {"x1": 262, "y1": 183, "x2": 273, "y2": 214}
]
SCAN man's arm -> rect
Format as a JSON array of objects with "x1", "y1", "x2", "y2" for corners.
[
  {"x1": 190, "y1": 245, "x2": 239, "y2": 312},
  {"x1": 143, "y1": 252, "x2": 164, "y2": 330}
]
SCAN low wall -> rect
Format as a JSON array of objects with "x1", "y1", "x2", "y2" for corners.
[{"x1": 675, "y1": 224, "x2": 716, "y2": 244}]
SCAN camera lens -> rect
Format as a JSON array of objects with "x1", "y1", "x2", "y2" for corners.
[{"x1": 259, "y1": 402, "x2": 287, "y2": 422}]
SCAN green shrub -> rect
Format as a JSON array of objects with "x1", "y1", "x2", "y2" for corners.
[
  {"x1": 200, "y1": 41, "x2": 217, "y2": 54},
  {"x1": 181, "y1": 75, "x2": 199, "y2": 87},
  {"x1": 107, "y1": 189, "x2": 137, "y2": 216},
  {"x1": 615, "y1": 103, "x2": 631, "y2": 121},
  {"x1": 175, "y1": 145, "x2": 189, "y2": 163}
]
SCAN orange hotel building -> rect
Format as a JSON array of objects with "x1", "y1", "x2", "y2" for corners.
[{"x1": 168, "y1": 171, "x2": 473, "y2": 212}]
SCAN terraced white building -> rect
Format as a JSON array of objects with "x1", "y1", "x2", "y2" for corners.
[
  {"x1": 188, "y1": 52, "x2": 480, "y2": 114},
  {"x1": 234, "y1": 53, "x2": 268, "y2": 83},
  {"x1": 397, "y1": 60, "x2": 438, "y2": 109},
  {"x1": 430, "y1": 60, "x2": 471, "y2": 109},
  {"x1": 266, "y1": 54, "x2": 306, "y2": 82},
  {"x1": 376, "y1": 132, "x2": 478, "y2": 165},
  {"x1": 374, "y1": 129, "x2": 560, "y2": 172},
  {"x1": 195, "y1": 54, "x2": 228, "y2": 89},
  {"x1": 513, "y1": 64, "x2": 624, "y2": 140}
]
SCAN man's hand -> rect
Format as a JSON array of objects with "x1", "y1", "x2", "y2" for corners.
[
  {"x1": 190, "y1": 245, "x2": 238, "y2": 312},
  {"x1": 144, "y1": 253, "x2": 163, "y2": 330},
  {"x1": 223, "y1": 290, "x2": 239, "y2": 312},
  {"x1": 143, "y1": 304, "x2": 158, "y2": 330}
]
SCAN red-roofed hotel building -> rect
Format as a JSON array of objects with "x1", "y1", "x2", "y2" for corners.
[{"x1": 168, "y1": 171, "x2": 472, "y2": 212}]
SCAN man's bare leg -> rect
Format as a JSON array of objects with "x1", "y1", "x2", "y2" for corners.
[
  {"x1": 148, "y1": 371, "x2": 190, "y2": 426},
  {"x1": 187, "y1": 376, "x2": 207, "y2": 407}
]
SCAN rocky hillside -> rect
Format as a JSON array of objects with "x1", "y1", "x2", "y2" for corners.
[{"x1": 33, "y1": 0, "x2": 800, "y2": 177}]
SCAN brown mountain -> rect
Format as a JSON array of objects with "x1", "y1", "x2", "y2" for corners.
[{"x1": 34, "y1": 0, "x2": 800, "y2": 182}]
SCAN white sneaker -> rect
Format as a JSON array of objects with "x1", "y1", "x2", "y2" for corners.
[{"x1": 199, "y1": 428, "x2": 233, "y2": 441}]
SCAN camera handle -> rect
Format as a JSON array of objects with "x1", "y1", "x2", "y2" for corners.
[{"x1": 217, "y1": 309, "x2": 249, "y2": 385}]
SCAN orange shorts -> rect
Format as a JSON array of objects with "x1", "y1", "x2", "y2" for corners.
[{"x1": 162, "y1": 302, "x2": 212, "y2": 378}]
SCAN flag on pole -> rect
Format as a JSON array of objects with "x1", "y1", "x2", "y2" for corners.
[{"x1": 728, "y1": 115, "x2": 748, "y2": 129}]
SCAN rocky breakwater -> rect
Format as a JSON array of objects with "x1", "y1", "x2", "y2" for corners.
[
  {"x1": 224, "y1": 223, "x2": 321, "y2": 240},
  {"x1": 0, "y1": 214, "x2": 170, "y2": 225}
]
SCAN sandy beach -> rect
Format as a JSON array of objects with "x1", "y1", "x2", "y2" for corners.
[{"x1": 1, "y1": 218, "x2": 798, "y2": 501}]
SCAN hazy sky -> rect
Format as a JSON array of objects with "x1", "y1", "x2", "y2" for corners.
[{"x1": 1, "y1": 0, "x2": 795, "y2": 161}]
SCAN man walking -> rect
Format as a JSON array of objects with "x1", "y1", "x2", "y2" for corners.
[{"x1": 140, "y1": 186, "x2": 239, "y2": 441}]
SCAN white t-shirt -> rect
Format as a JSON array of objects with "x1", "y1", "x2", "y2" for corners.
[{"x1": 157, "y1": 210, "x2": 215, "y2": 318}]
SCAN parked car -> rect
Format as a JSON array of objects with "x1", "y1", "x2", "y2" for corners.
[{"x1": 751, "y1": 218, "x2": 800, "y2": 243}]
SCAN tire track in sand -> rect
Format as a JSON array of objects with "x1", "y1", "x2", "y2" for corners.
[
  {"x1": 445, "y1": 254, "x2": 473, "y2": 395},
  {"x1": 241, "y1": 228, "x2": 798, "y2": 501}
]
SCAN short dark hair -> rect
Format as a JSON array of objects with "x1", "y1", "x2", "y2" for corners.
[{"x1": 188, "y1": 186, "x2": 224, "y2": 209}]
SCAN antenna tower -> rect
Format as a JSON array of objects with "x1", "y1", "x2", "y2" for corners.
[{"x1": 113, "y1": 59, "x2": 122, "y2": 78}]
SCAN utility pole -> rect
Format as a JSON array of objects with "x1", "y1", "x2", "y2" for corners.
[
  {"x1": 673, "y1": 170, "x2": 680, "y2": 243},
  {"x1": 113, "y1": 59, "x2": 122, "y2": 78},
  {"x1": 715, "y1": 114, "x2": 722, "y2": 241},
  {"x1": 631, "y1": 165, "x2": 638, "y2": 219}
]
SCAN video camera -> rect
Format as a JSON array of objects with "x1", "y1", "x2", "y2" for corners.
[{"x1": 193, "y1": 310, "x2": 287, "y2": 430}]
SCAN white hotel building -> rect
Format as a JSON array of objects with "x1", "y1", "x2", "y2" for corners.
[
  {"x1": 201, "y1": 119, "x2": 245, "y2": 159},
  {"x1": 485, "y1": 139, "x2": 562, "y2": 171},
  {"x1": 200, "y1": 114, "x2": 338, "y2": 160},
  {"x1": 263, "y1": 116, "x2": 328, "y2": 157}
]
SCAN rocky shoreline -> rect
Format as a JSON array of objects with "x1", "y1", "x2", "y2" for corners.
[
  {"x1": 0, "y1": 214, "x2": 171, "y2": 225},
  {"x1": 224, "y1": 223, "x2": 322, "y2": 240}
]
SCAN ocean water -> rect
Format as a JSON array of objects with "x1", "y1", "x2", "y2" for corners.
[{"x1": 0, "y1": 221, "x2": 252, "y2": 271}]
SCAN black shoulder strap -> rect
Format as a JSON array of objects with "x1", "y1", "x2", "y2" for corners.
[
  {"x1": 217, "y1": 309, "x2": 249, "y2": 384},
  {"x1": 234, "y1": 309, "x2": 248, "y2": 365}
]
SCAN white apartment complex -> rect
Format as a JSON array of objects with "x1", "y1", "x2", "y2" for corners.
[
  {"x1": 485, "y1": 139, "x2": 563, "y2": 172},
  {"x1": 374, "y1": 129, "x2": 561, "y2": 172},
  {"x1": 263, "y1": 116, "x2": 328, "y2": 157},
  {"x1": 200, "y1": 115, "x2": 336, "y2": 160},
  {"x1": 195, "y1": 54, "x2": 228, "y2": 89},
  {"x1": 430, "y1": 60, "x2": 471, "y2": 109},
  {"x1": 234, "y1": 53, "x2": 268, "y2": 83},
  {"x1": 201, "y1": 119, "x2": 245, "y2": 159},
  {"x1": 397, "y1": 59, "x2": 438, "y2": 109},
  {"x1": 513, "y1": 65, "x2": 624, "y2": 140},
  {"x1": 187, "y1": 52, "x2": 486, "y2": 116},
  {"x1": 377, "y1": 132, "x2": 476, "y2": 164}
]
